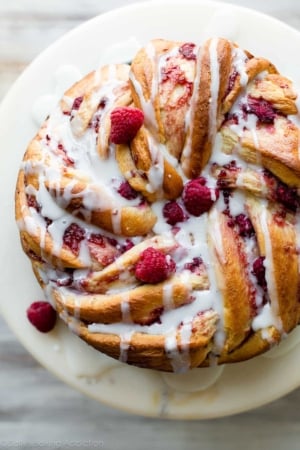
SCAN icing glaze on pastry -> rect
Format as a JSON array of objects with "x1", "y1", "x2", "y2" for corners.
[{"x1": 16, "y1": 37, "x2": 300, "y2": 372}]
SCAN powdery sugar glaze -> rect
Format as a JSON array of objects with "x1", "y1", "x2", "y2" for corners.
[{"x1": 16, "y1": 26, "x2": 300, "y2": 385}]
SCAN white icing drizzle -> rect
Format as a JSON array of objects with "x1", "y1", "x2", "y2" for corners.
[
  {"x1": 120, "y1": 293, "x2": 132, "y2": 324},
  {"x1": 32, "y1": 65, "x2": 83, "y2": 126},
  {"x1": 252, "y1": 201, "x2": 283, "y2": 332},
  {"x1": 129, "y1": 43, "x2": 159, "y2": 136},
  {"x1": 181, "y1": 44, "x2": 202, "y2": 168},
  {"x1": 231, "y1": 46, "x2": 248, "y2": 88},
  {"x1": 208, "y1": 38, "x2": 220, "y2": 144},
  {"x1": 146, "y1": 134, "x2": 165, "y2": 194},
  {"x1": 165, "y1": 331, "x2": 190, "y2": 373},
  {"x1": 252, "y1": 303, "x2": 276, "y2": 331},
  {"x1": 206, "y1": 207, "x2": 226, "y2": 351},
  {"x1": 162, "y1": 282, "x2": 174, "y2": 311},
  {"x1": 229, "y1": 190, "x2": 246, "y2": 216},
  {"x1": 119, "y1": 331, "x2": 134, "y2": 363},
  {"x1": 263, "y1": 327, "x2": 300, "y2": 359},
  {"x1": 111, "y1": 208, "x2": 122, "y2": 235}
]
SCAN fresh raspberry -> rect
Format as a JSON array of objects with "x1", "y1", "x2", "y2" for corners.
[
  {"x1": 110, "y1": 106, "x2": 144, "y2": 144},
  {"x1": 117, "y1": 181, "x2": 138, "y2": 200},
  {"x1": 26, "y1": 301, "x2": 57, "y2": 333},
  {"x1": 135, "y1": 247, "x2": 176, "y2": 284},
  {"x1": 63, "y1": 223, "x2": 85, "y2": 254},
  {"x1": 182, "y1": 177, "x2": 219, "y2": 216},
  {"x1": 244, "y1": 96, "x2": 276, "y2": 123},
  {"x1": 252, "y1": 257, "x2": 267, "y2": 290},
  {"x1": 163, "y1": 201, "x2": 185, "y2": 225}
]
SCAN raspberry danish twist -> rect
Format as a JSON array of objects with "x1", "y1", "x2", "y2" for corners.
[{"x1": 16, "y1": 38, "x2": 300, "y2": 372}]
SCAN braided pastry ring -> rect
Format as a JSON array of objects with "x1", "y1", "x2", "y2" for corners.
[{"x1": 16, "y1": 37, "x2": 300, "y2": 372}]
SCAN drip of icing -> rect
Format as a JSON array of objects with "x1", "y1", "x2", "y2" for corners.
[
  {"x1": 111, "y1": 208, "x2": 122, "y2": 235},
  {"x1": 146, "y1": 135, "x2": 165, "y2": 194},
  {"x1": 162, "y1": 282, "x2": 174, "y2": 311},
  {"x1": 208, "y1": 38, "x2": 220, "y2": 145},
  {"x1": 209, "y1": 132, "x2": 234, "y2": 166},
  {"x1": 162, "y1": 364, "x2": 224, "y2": 393},
  {"x1": 119, "y1": 331, "x2": 134, "y2": 363},
  {"x1": 60, "y1": 324, "x2": 118, "y2": 378},
  {"x1": 232, "y1": 46, "x2": 249, "y2": 88},
  {"x1": 229, "y1": 190, "x2": 246, "y2": 216},
  {"x1": 262, "y1": 327, "x2": 300, "y2": 359},
  {"x1": 165, "y1": 331, "x2": 190, "y2": 373},
  {"x1": 98, "y1": 36, "x2": 141, "y2": 66},
  {"x1": 252, "y1": 303, "x2": 278, "y2": 331},
  {"x1": 32, "y1": 65, "x2": 82, "y2": 126},
  {"x1": 32, "y1": 95, "x2": 59, "y2": 127},
  {"x1": 206, "y1": 206, "x2": 226, "y2": 352},
  {"x1": 151, "y1": 200, "x2": 173, "y2": 235},
  {"x1": 129, "y1": 42, "x2": 159, "y2": 136},
  {"x1": 181, "y1": 44, "x2": 202, "y2": 167},
  {"x1": 54, "y1": 65, "x2": 83, "y2": 97},
  {"x1": 121, "y1": 293, "x2": 132, "y2": 324},
  {"x1": 252, "y1": 201, "x2": 282, "y2": 332}
]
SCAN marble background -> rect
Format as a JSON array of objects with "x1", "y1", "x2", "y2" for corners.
[{"x1": 1, "y1": 0, "x2": 300, "y2": 449}]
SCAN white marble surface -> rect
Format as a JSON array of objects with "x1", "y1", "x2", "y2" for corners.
[{"x1": 1, "y1": 0, "x2": 300, "y2": 448}]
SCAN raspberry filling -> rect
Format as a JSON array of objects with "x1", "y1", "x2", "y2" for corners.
[
  {"x1": 228, "y1": 213, "x2": 255, "y2": 238},
  {"x1": 87, "y1": 233, "x2": 119, "y2": 266},
  {"x1": 275, "y1": 183, "x2": 299, "y2": 212},
  {"x1": 117, "y1": 181, "x2": 139, "y2": 200},
  {"x1": 63, "y1": 223, "x2": 85, "y2": 254},
  {"x1": 252, "y1": 257, "x2": 267, "y2": 290},
  {"x1": 224, "y1": 70, "x2": 239, "y2": 97},
  {"x1": 243, "y1": 96, "x2": 276, "y2": 123}
]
